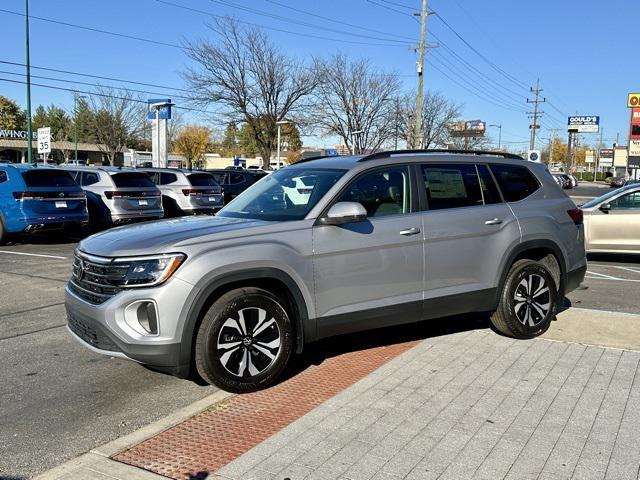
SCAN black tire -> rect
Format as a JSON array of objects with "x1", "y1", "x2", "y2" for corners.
[
  {"x1": 0, "y1": 217, "x2": 6, "y2": 245},
  {"x1": 194, "y1": 287, "x2": 293, "y2": 393},
  {"x1": 491, "y1": 259, "x2": 558, "y2": 339}
]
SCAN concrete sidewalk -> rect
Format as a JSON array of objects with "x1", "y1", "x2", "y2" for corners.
[{"x1": 35, "y1": 307, "x2": 640, "y2": 480}]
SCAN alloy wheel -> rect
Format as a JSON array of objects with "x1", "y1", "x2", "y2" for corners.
[
  {"x1": 513, "y1": 273, "x2": 551, "y2": 327},
  {"x1": 216, "y1": 307, "x2": 281, "y2": 377}
]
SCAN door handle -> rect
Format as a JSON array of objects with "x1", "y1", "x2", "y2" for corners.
[
  {"x1": 399, "y1": 227, "x2": 421, "y2": 236},
  {"x1": 485, "y1": 218, "x2": 503, "y2": 225}
]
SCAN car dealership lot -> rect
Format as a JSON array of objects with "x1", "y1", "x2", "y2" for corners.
[{"x1": 0, "y1": 225, "x2": 638, "y2": 478}]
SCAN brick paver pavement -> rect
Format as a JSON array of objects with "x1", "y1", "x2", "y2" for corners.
[{"x1": 202, "y1": 330, "x2": 640, "y2": 480}]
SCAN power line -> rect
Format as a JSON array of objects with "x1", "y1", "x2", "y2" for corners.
[
  {"x1": 366, "y1": 0, "x2": 419, "y2": 21},
  {"x1": 207, "y1": 0, "x2": 414, "y2": 44},
  {"x1": 0, "y1": 60, "x2": 189, "y2": 93},
  {"x1": 0, "y1": 76, "x2": 216, "y2": 115},
  {"x1": 155, "y1": 0, "x2": 411, "y2": 47},
  {"x1": 0, "y1": 8, "x2": 183, "y2": 49},
  {"x1": 264, "y1": 0, "x2": 416, "y2": 42},
  {"x1": 379, "y1": 0, "x2": 416, "y2": 12}
]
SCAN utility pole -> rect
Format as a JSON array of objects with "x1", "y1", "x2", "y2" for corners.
[
  {"x1": 527, "y1": 79, "x2": 546, "y2": 151},
  {"x1": 25, "y1": 0, "x2": 33, "y2": 163},
  {"x1": 413, "y1": 0, "x2": 428, "y2": 149},
  {"x1": 394, "y1": 98, "x2": 400, "y2": 150},
  {"x1": 593, "y1": 127, "x2": 603, "y2": 182}
]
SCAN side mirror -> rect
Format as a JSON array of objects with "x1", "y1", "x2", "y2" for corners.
[
  {"x1": 320, "y1": 202, "x2": 367, "y2": 225},
  {"x1": 599, "y1": 203, "x2": 611, "y2": 213}
]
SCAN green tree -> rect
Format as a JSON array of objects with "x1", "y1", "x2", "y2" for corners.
[
  {"x1": 238, "y1": 123, "x2": 259, "y2": 156},
  {"x1": 221, "y1": 122, "x2": 240, "y2": 156},
  {"x1": 32, "y1": 104, "x2": 72, "y2": 142},
  {"x1": 0, "y1": 96, "x2": 26, "y2": 130},
  {"x1": 74, "y1": 96, "x2": 95, "y2": 143}
]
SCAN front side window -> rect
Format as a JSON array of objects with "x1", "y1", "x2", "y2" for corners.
[
  {"x1": 338, "y1": 166, "x2": 411, "y2": 217},
  {"x1": 610, "y1": 191, "x2": 640, "y2": 210},
  {"x1": 218, "y1": 168, "x2": 346, "y2": 221},
  {"x1": 490, "y1": 164, "x2": 540, "y2": 202},
  {"x1": 422, "y1": 163, "x2": 484, "y2": 210}
]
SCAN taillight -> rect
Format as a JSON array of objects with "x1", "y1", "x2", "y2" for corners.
[
  {"x1": 567, "y1": 208, "x2": 583, "y2": 225},
  {"x1": 104, "y1": 191, "x2": 124, "y2": 200},
  {"x1": 13, "y1": 191, "x2": 41, "y2": 200},
  {"x1": 104, "y1": 191, "x2": 159, "y2": 199}
]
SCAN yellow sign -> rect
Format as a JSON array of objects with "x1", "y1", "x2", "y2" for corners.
[{"x1": 628, "y1": 93, "x2": 640, "y2": 107}]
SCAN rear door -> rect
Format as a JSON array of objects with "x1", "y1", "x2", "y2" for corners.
[
  {"x1": 312, "y1": 165, "x2": 424, "y2": 336},
  {"x1": 109, "y1": 172, "x2": 161, "y2": 212},
  {"x1": 420, "y1": 162, "x2": 519, "y2": 307},
  {"x1": 587, "y1": 189, "x2": 640, "y2": 252},
  {"x1": 186, "y1": 173, "x2": 224, "y2": 208}
]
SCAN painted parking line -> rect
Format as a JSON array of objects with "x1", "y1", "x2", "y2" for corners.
[
  {"x1": 585, "y1": 271, "x2": 640, "y2": 283},
  {"x1": 0, "y1": 250, "x2": 68, "y2": 260},
  {"x1": 611, "y1": 265, "x2": 640, "y2": 274}
]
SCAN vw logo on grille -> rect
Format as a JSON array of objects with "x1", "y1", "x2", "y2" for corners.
[
  {"x1": 58, "y1": 192, "x2": 65, "y2": 198},
  {"x1": 77, "y1": 259, "x2": 86, "y2": 281}
]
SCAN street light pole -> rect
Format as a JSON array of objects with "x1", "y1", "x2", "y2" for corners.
[
  {"x1": 25, "y1": 0, "x2": 33, "y2": 164},
  {"x1": 351, "y1": 130, "x2": 364, "y2": 155},
  {"x1": 74, "y1": 94, "x2": 86, "y2": 163},
  {"x1": 276, "y1": 120, "x2": 290, "y2": 169},
  {"x1": 489, "y1": 124, "x2": 502, "y2": 150}
]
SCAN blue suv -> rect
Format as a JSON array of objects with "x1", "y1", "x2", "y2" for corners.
[{"x1": 0, "y1": 163, "x2": 88, "y2": 243}]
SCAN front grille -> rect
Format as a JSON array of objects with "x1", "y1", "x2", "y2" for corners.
[
  {"x1": 69, "y1": 251, "x2": 130, "y2": 304},
  {"x1": 67, "y1": 313, "x2": 120, "y2": 352}
]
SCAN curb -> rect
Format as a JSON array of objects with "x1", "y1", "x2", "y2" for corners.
[{"x1": 34, "y1": 389, "x2": 234, "y2": 480}]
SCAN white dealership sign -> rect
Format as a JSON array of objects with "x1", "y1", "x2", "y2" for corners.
[
  {"x1": 37, "y1": 127, "x2": 51, "y2": 154},
  {"x1": 629, "y1": 139, "x2": 640, "y2": 157}
]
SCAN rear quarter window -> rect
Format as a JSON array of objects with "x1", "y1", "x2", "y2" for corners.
[
  {"x1": 489, "y1": 164, "x2": 540, "y2": 202},
  {"x1": 111, "y1": 172, "x2": 155, "y2": 188},
  {"x1": 22, "y1": 170, "x2": 77, "y2": 187}
]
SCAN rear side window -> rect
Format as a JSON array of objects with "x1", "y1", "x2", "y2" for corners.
[
  {"x1": 22, "y1": 170, "x2": 76, "y2": 187},
  {"x1": 0, "y1": 171, "x2": 7, "y2": 183},
  {"x1": 490, "y1": 164, "x2": 540, "y2": 202},
  {"x1": 82, "y1": 172, "x2": 100, "y2": 186},
  {"x1": 188, "y1": 173, "x2": 219, "y2": 187},
  {"x1": 229, "y1": 173, "x2": 246, "y2": 185},
  {"x1": 111, "y1": 172, "x2": 155, "y2": 188},
  {"x1": 209, "y1": 173, "x2": 227, "y2": 184},
  {"x1": 422, "y1": 164, "x2": 484, "y2": 210},
  {"x1": 159, "y1": 172, "x2": 177, "y2": 185}
]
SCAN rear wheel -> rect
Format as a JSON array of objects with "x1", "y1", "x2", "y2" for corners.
[
  {"x1": 491, "y1": 259, "x2": 558, "y2": 339},
  {"x1": 194, "y1": 287, "x2": 293, "y2": 392}
]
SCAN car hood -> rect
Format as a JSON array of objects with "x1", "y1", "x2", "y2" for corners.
[{"x1": 78, "y1": 216, "x2": 273, "y2": 257}]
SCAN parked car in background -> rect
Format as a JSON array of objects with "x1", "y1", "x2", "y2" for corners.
[
  {"x1": 207, "y1": 169, "x2": 267, "y2": 204},
  {"x1": 610, "y1": 176, "x2": 626, "y2": 188},
  {"x1": 568, "y1": 174, "x2": 579, "y2": 188},
  {"x1": 0, "y1": 164, "x2": 87, "y2": 243},
  {"x1": 624, "y1": 179, "x2": 640, "y2": 187},
  {"x1": 66, "y1": 150, "x2": 586, "y2": 392},
  {"x1": 60, "y1": 166, "x2": 163, "y2": 228},
  {"x1": 580, "y1": 184, "x2": 640, "y2": 254},
  {"x1": 139, "y1": 168, "x2": 224, "y2": 216},
  {"x1": 552, "y1": 173, "x2": 570, "y2": 189}
]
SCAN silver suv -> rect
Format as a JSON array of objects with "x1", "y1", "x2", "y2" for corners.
[
  {"x1": 61, "y1": 167, "x2": 163, "y2": 227},
  {"x1": 65, "y1": 150, "x2": 587, "y2": 392},
  {"x1": 139, "y1": 168, "x2": 224, "y2": 216}
]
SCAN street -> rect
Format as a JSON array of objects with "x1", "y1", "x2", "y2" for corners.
[
  {"x1": 0, "y1": 240, "x2": 216, "y2": 479},
  {"x1": 1, "y1": 181, "x2": 637, "y2": 478}
]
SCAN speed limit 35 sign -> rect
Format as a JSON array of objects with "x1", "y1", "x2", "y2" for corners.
[{"x1": 37, "y1": 127, "x2": 51, "y2": 154}]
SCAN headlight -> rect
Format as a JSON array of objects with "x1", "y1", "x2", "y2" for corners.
[{"x1": 112, "y1": 253, "x2": 186, "y2": 288}]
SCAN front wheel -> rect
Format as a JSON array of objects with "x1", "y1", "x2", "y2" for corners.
[
  {"x1": 490, "y1": 259, "x2": 558, "y2": 339},
  {"x1": 194, "y1": 287, "x2": 293, "y2": 392}
]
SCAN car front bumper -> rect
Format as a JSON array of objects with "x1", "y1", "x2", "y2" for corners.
[{"x1": 64, "y1": 277, "x2": 193, "y2": 376}]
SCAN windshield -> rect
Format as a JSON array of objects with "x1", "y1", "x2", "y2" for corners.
[
  {"x1": 217, "y1": 167, "x2": 346, "y2": 221},
  {"x1": 581, "y1": 186, "x2": 632, "y2": 208}
]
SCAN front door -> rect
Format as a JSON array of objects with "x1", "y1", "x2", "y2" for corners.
[
  {"x1": 312, "y1": 165, "x2": 424, "y2": 337},
  {"x1": 587, "y1": 189, "x2": 640, "y2": 252}
]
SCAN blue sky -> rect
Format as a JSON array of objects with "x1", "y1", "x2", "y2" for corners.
[{"x1": 1, "y1": 0, "x2": 638, "y2": 151}]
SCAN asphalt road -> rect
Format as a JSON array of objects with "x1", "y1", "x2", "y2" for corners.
[{"x1": 0, "y1": 237, "x2": 216, "y2": 480}]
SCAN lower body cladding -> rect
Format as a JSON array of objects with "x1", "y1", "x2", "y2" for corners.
[
  {"x1": 64, "y1": 276, "x2": 194, "y2": 376},
  {"x1": 5, "y1": 213, "x2": 89, "y2": 234}
]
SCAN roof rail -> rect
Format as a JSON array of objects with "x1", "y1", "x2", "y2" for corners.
[
  {"x1": 358, "y1": 149, "x2": 524, "y2": 162},
  {"x1": 292, "y1": 154, "x2": 351, "y2": 164}
]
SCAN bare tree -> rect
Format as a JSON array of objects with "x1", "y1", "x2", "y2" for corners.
[
  {"x1": 88, "y1": 86, "x2": 145, "y2": 165},
  {"x1": 399, "y1": 91, "x2": 462, "y2": 149},
  {"x1": 313, "y1": 54, "x2": 400, "y2": 154},
  {"x1": 183, "y1": 18, "x2": 319, "y2": 169}
]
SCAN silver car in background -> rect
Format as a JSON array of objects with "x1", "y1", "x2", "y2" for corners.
[
  {"x1": 60, "y1": 166, "x2": 163, "y2": 228},
  {"x1": 139, "y1": 168, "x2": 224, "y2": 216}
]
